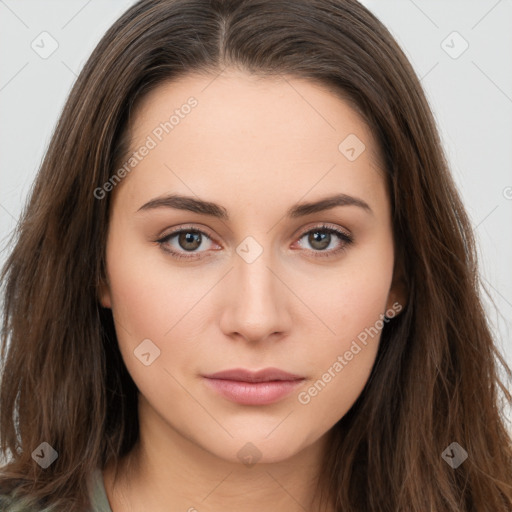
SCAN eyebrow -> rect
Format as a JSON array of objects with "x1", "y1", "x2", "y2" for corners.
[{"x1": 136, "y1": 192, "x2": 373, "y2": 219}]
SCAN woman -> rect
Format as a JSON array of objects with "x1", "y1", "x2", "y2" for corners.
[{"x1": 1, "y1": 0, "x2": 511, "y2": 510}]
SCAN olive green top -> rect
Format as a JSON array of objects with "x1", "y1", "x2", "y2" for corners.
[{"x1": 89, "y1": 468, "x2": 113, "y2": 512}]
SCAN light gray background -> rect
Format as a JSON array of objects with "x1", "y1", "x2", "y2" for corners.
[{"x1": 0, "y1": 1, "x2": 511, "y2": 418}]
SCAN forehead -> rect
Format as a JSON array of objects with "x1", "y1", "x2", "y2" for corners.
[{"x1": 113, "y1": 69, "x2": 387, "y2": 213}]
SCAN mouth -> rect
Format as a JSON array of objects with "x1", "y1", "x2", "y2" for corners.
[{"x1": 202, "y1": 367, "x2": 305, "y2": 405}]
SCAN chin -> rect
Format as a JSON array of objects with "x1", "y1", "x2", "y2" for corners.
[{"x1": 200, "y1": 429, "x2": 318, "y2": 466}]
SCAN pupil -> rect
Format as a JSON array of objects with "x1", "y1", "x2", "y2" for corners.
[
  {"x1": 310, "y1": 231, "x2": 329, "y2": 250},
  {"x1": 180, "y1": 232, "x2": 200, "y2": 251}
]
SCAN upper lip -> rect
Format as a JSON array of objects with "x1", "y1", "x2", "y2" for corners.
[{"x1": 203, "y1": 367, "x2": 304, "y2": 383}]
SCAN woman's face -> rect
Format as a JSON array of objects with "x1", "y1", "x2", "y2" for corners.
[{"x1": 99, "y1": 69, "x2": 404, "y2": 464}]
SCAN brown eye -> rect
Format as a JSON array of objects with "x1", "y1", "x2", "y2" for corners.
[
  {"x1": 307, "y1": 230, "x2": 332, "y2": 251},
  {"x1": 177, "y1": 231, "x2": 202, "y2": 251},
  {"x1": 295, "y1": 225, "x2": 353, "y2": 258},
  {"x1": 156, "y1": 227, "x2": 216, "y2": 260}
]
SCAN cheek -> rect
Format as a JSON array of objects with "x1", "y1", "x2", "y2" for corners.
[
  {"x1": 304, "y1": 271, "x2": 390, "y2": 383},
  {"x1": 291, "y1": 241, "x2": 393, "y2": 421},
  {"x1": 107, "y1": 259, "x2": 169, "y2": 340},
  {"x1": 104, "y1": 228, "x2": 219, "y2": 401},
  {"x1": 103, "y1": 230, "x2": 183, "y2": 382},
  {"x1": 303, "y1": 238, "x2": 394, "y2": 350},
  {"x1": 105, "y1": 221, "x2": 195, "y2": 338}
]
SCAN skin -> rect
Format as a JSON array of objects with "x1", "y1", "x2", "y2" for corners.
[{"x1": 99, "y1": 68, "x2": 406, "y2": 512}]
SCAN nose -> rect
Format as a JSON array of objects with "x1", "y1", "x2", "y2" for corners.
[{"x1": 218, "y1": 247, "x2": 293, "y2": 344}]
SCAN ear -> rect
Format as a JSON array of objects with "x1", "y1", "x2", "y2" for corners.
[
  {"x1": 385, "y1": 250, "x2": 408, "y2": 317},
  {"x1": 97, "y1": 277, "x2": 112, "y2": 309}
]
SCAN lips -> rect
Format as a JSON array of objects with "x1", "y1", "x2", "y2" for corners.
[
  {"x1": 202, "y1": 367, "x2": 305, "y2": 405},
  {"x1": 203, "y1": 367, "x2": 304, "y2": 383}
]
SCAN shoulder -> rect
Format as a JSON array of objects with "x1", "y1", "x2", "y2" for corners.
[
  {"x1": 0, "y1": 491, "x2": 45, "y2": 511},
  {"x1": 0, "y1": 468, "x2": 109, "y2": 512},
  {"x1": 0, "y1": 476, "x2": 44, "y2": 511},
  {"x1": 89, "y1": 468, "x2": 113, "y2": 512},
  {"x1": 0, "y1": 484, "x2": 58, "y2": 511}
]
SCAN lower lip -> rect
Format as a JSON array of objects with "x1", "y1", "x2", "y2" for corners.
[{"x1": 203, "y1": 378, "x2": 304, "y2": 405}]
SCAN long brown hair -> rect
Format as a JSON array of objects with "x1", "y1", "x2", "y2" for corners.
[{"x1": 1, "y1": 0, "x2": 511, "y2": 510}]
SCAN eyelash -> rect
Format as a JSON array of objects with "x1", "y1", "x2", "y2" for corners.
[{"x1": 155, "y1": 223, "x2": 353, "y2": 261}]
